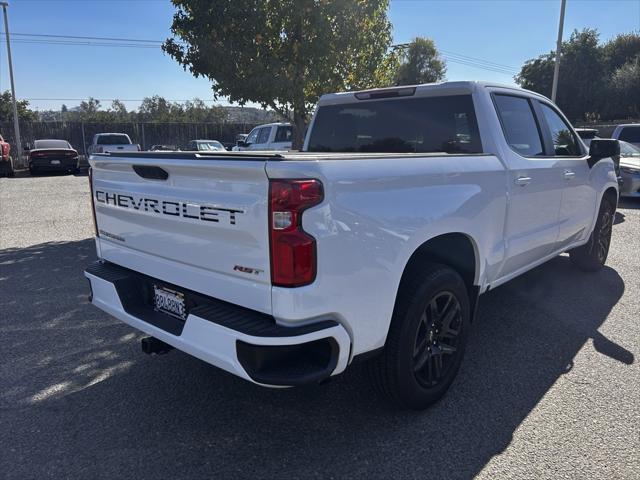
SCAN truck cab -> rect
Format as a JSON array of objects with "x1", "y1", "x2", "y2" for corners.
[{"x1": 236, "y1": 122, "x2": 293, "y2": 151}]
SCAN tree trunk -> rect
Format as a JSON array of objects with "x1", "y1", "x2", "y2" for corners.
[{"x1": 292, "y1": 109, "x2": 306, "y2": 151}]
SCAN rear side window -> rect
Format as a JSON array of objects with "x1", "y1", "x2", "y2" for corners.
[
  {"x1": 619, "y1": 126, "x2": 640, "y2": 143},
  {"x1": 275, "y1": 126, "x2": 292, "y2": 143},
  {"x1": 256, "y1": 127, "x2": 271, "y2": 144},
  {"x1": 307, "y1": 95, "x2": 482, "y2": 154},
  {"x1": 97, "y1": 134, "x2": 131, "y2": 145},
  {"x1": 539, "y1": 103, "x2": 581, "y2": 156},
  {"x1": 493, "y1": 95, "x2": 544, "y2": 156}
]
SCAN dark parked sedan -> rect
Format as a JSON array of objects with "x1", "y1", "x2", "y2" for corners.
[{"x1": 28, "y1": 139, "x2": 79, "y2": 175}]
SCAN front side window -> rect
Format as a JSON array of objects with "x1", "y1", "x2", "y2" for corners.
[
  {"x1": 307, "y1": 95, "x2": 482, "y2": 154},
  {"x1": 245, "y1": 128, "x2": 259, "y2": 144},
  {"x1": 493, "y1": 94, "x2": 544, "y2": 157},
  {"x1": 256, "y1": 127, "x2": 271, "y2": 144},
  {"x1": 539, "y1": 103, "x2": 581, "y2": 156},
  {"x1": 619, "y1": 126, "x2": 640, "y2": 143}
]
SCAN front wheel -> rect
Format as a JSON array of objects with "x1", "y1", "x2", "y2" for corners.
[
  {"x1": 569, "y1": 197, "x2": 614, "y2": 272},
  {"x1": 367, "y1": 263, "x2": 470, "y2": 410}
]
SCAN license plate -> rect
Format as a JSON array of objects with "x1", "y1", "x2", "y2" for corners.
[
  {"x1": 50, "y1": 160, "x2": 60, "y2": 165},
  {"x1": 153, "y1": 285, "x2": 187, "y2": 320}
]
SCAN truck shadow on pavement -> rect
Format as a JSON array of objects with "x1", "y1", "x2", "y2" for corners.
[{"x1": 0, "y1": 238, "x2": 632, "y2": 479}]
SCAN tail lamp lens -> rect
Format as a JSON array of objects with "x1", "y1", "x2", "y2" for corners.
[{"x1": 269, "y1": 179, "x2": 323, "y2": 287}]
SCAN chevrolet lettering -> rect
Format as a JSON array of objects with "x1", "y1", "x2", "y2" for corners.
[{"x1": 95, "y1": 190, "x2": 244, "y2": 224}]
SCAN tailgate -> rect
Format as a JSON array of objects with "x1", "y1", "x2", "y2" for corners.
[
  {"x1": 103, "y1": 144, "x2": 138, "y2": 152},
  {"x1": 90, "y1": 154, "x2": 272, "y2": 314}
]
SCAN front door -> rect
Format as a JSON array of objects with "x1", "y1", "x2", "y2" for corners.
[{"x1": 536, "y1": 101, "x2": 597, "y2": 248}]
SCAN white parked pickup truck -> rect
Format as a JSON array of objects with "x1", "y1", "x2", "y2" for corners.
[
  {"x1": 85, "y1": 82, "x2": 620, "y2": 409},
  {"x1": 233, "y1": 122, "x2": 293, "y2": 151},
  {"x1": 87, "y1": 133, "x2": 140, "y2": 154}
]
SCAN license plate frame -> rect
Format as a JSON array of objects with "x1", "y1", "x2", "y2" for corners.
[{"x1": 153, "y1": 284, "x2": 187, "y2": 321}]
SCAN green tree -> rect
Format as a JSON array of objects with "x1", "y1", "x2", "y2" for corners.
[
  {"x1": 138, "y1": 95, "x2": 184, "y2": 122},
  {"x1": 163, "y1": 0, "x2": 394, "y2": 148},
  {"x1": 516, "y1": 30, "x2": 640, "y2": 122},
  {"x1": 110, "y1": 100, "x2": 129, "y2": 120},
  {"x1": 79, "y1": 97, "x2": 102, "y2": 121},
  {"x1": 0, "y1": 90, "x2": 36, "y2": 122},
  {"x1": 395, "y1": 37, "x2": 446, "y2": 86},
  {"x1": 516, "y1": 29, "x2": 605, "y2": 121},
  {"x1": 602, "y1": 32, "x2": 640, "y2": 71},
  {"x1": 610, "y1": 58, "x2": 640, "y2": 117}
]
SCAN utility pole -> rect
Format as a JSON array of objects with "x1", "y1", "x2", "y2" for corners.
[
  {"x1": 551, "y1": 0, "x2": 567, "y2": 103},
  {"x1": 1, "y1": 2, "x2": 23, "y2": 168}
]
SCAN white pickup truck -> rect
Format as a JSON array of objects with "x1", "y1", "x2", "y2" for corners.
[
  {"x1": 85, "y1": 82, "x2": 619, "y2": 409},
  {"x1": 87, "y1": 133, "x2": 140, "y2": 154}
]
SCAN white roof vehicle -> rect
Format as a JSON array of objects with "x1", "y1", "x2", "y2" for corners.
[
  {"x1": 88, "y1": 133, "x2": 140, "y2": 154},
  {"x1": 611, "y1": 124, "x2": 640, "y2": 148},
  {"x1": 85, "y1": 81, "x2": 619, "y2": 409},
  {"x1": 233, "y1": 122, "x2": 292, "y2": 151}
]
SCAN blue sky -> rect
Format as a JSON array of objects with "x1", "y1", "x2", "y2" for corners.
[{"x1": 0, "y1": 0, "x2": 638, "y2": 112}]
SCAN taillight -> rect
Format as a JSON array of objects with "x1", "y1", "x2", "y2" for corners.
[
  {"x1": 88, "y1": 167, "x2": 99, "y2": 237},
  {"x1": 269, "y1": 179, "x2": 323, "y2": 287}
]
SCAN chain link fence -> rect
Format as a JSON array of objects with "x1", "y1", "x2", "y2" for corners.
[{"x1": 0, "y1": 121, "x2": 259, "y2": 167}]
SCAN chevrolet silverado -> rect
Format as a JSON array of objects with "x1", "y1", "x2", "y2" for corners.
[{"x1": 84, "y1": 82, "x2": 620, "y2": 409}]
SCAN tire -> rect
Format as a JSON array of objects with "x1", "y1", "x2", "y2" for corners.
[
  {"x1": 367, "y1": 263, "x2": 470, "y2": 410},
  {"x1": 29, "y1": 167, "x2": 37, "y2": 176},
  {"x1": 569, "y1": 196, "x2": 614, "y2": 272}
]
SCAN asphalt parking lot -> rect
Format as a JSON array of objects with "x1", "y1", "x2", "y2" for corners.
[{"x1": 1, "y1": 172, "x2": 639, "y2": 479}]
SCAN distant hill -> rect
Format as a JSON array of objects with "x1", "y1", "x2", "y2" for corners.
[{"x1": 224, "y1": 106, "x2": 285, "y2": 124}]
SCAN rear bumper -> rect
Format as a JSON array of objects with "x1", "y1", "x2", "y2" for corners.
[
  {"x1": 84, "y1": 261, "x2": 350, "y2": 386},
  {"x1": 30, "y1": 158, "x2": 78, "y2": 170}
]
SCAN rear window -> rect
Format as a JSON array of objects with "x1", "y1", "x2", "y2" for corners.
[
  {"x1": 34, "y1": 139, "x2": 70, "y2": 149},
  {"x1": 97, "y1": 134, "x2": 131, "y2": 145},
  {"x1": 307, "y1": 95, "x2": 483, "y2": 154},
  {"x1": 196, "y1": 141, "x2": 224, "y2": 151},
  {"x1": 619, "y1": 126, "x2": 640, "y2": 143}
]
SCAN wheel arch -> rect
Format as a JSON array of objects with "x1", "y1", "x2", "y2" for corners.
[{"x1": 395, "y1": 232, "x2": 481, "y2": 322}]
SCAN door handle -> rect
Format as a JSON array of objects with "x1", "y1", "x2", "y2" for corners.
[
  {"x1": 563, "y1": 169, "x2": 576, "y2": 180},
  {"x1": 515, "y1": 176, "x2": 532, "y2": 186}
]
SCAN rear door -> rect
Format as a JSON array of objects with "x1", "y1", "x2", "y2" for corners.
[
  {"x1": 90, "y1": 154, "x2": 273, "y2": 313},
  {"x1": 271, "y1": 125, "x2": 292, "y2": 151},
  {"x1": 536, "y1": 101, "x2": 596, "y2": 248},
  {"x1": 492, "y1": 93, "x2": 565, "y2": 278}
]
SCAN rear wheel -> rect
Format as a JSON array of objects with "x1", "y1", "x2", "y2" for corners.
[
  {"x1": 368, "y1": 263, "x2": 470, "y2": 410},
  {"x1": 29, "y1": 166, "x2": 37, "y2": 176},
  {"x1": 569, "y1": 197, "x2": 614, "y2": 272}
]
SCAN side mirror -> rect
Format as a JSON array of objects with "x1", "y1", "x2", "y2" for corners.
[{"x1": 588, "y1": 139, "x2": 619, "y2": 168}]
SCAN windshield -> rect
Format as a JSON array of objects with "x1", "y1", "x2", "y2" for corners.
[
  {"x1": 197, "y1": 141, "x2": 225, "y2": 151},
  {"x1": 97, "y1": 134, "x2": 131, "y2": 145},
  {"x1": 34, "y1": 139, "x2": 70, "y2": 149},
  {"x1": 307, "y1": 95, "x2": 482, "y2": 154},
  {"x1": 619, "y1": 126, "x2": 640, "y2": 143},
  {"x1": 620, "y1": 141, "x2": 640, "y2": 157}
]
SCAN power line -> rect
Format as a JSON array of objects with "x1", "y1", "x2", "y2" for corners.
[{"x1": 1, "y1": 32, "x2": 519, "y2": 76}]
